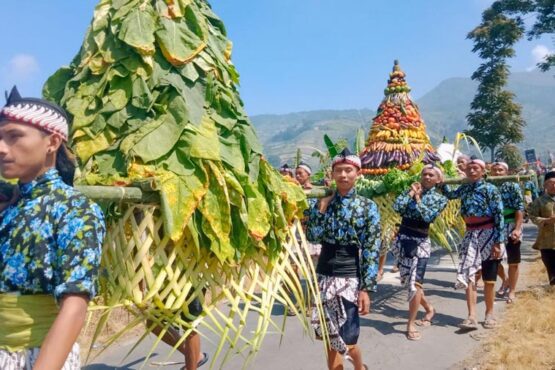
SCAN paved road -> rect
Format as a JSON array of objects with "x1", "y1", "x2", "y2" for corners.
[{"x1": 85, "y1": 226, "x2": 538, "y2": 370}]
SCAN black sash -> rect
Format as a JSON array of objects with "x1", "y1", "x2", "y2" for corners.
[
  {"x1": 316, "y1": 242, "x2": 360, "y2": 278},
  {"x1": 399, "y1": 218, "x2": 430, "y2": 238}
]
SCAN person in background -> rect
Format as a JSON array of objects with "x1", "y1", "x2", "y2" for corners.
[
  {"x1": 491, "y1": 162, "x2": 524, "y2": 304},
  {"x1": 393, "y1": 164, "x2": 448, "y2": 340},
  {"x1": 296, "y1": 162, "x2": 321, "y2": 261},
  {"x1": 456, "y1": 155, "x2": 470, "y2": 177},
  {"x1": 0, "y1": 87, "x2": 105, "y2": 369},
  {"x1": 279, "y1": 163, "x2": 294, "y2": 178},
  {"x1": 528, "y1": 170, "x2": 555, "y2": 286},
  {"x1": 440, "y1": 157, "x2": 505, "y2": 330},
  {"x1": 306, "y1": 149, "x2": 380, "y2": 370}
]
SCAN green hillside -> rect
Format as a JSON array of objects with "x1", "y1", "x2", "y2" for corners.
[{"x1": 251, "y1": 71, "x2": 555, "y2": 168}]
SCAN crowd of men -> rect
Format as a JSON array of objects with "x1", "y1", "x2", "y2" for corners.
[
  {"x1": 280, "y1": 150, "x2": 555, "y2": 370},
  {"x1": 0, "y1": 86, "x2": 553, "y2": 370}
]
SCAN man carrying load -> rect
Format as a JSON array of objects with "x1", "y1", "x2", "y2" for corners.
[
  {"x1": 306, "y1": 148, "x2": 381, "y2": 370},
  {"x1": 440, "y1": 156, "x2": 505, "y2": 330}
]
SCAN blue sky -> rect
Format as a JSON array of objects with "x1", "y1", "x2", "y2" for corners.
[{"x1": 0, "y1": 0, "x2": 551, "y2": 115}]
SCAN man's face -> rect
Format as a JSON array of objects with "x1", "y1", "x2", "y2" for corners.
[
  {"x1": 457, "y1": 158, "x2": 468, "y2": 171},
  {"x1": 465, "y1": 163, "x2": 485, "y2": 182},
  {"x1": 332, "y1": 163, "x2": 359, "y2": 193},
  {"x1": 545, "y1": 178, "x2": 555, "y2": 196},
  {"x1": 491, "y1": 164, "x2": 508, "y2": 177},
  {"x1": 0, "y1": 121, "x2": 51, "y2": 180},
  {"x1": 421, "y1": 168, "x2": 441, "y2": 189},
  {"x1": 295, "y1": 167, "x2": 310, "y2": 185}
]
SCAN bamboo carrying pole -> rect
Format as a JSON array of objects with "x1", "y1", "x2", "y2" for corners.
[
  {"x1": 0, "y1": 181, "x2": 159, "y2": 203},
  {"x1": 0, "y1": 174, "x2": 536, "y2": 202},
  {"x1": 305, "y1": 174, "x2": 535, "y2": 199}
]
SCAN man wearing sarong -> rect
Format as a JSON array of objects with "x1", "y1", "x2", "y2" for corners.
[
  {"x1": 307, "y1": 148, "x2": 380, "y2": 370},
  {"x1": 440, "y1": 157, "x2": 505, "y2": 330},
  {"x1": 491, "y1": 162, "x2": 524, "y2": 303},
  {"x1": 393, "y1": 164, "x2": 448, "y2": 340}
]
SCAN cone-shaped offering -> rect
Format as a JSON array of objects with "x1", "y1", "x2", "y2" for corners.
[{"x1": 360, "y1": 60, "x2": 439, "y2": 175}]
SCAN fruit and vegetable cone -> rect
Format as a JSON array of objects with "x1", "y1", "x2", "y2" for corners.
[
  {"x1": 360, "y1": 60, "x2": 439, "y2": 175},
  {"x1": 44, "y1": 0, "x2": 322, "y2": 367}
]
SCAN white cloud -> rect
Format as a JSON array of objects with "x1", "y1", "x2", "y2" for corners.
[
  {"x1": 7, "y1": 54, "x2": 39, "y2": 79},
  {"x1": 527, "y1": 44, "x2": 553, "y2": 71}
]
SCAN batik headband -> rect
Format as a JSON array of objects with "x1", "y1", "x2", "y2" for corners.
[
  {"x1": 0, "y1": 86, "x2": 69, "y2": 141},
  {"x1": 422, "y1": 164, "x2": 444, "y2": 182},
  {"x1": 468, "y1": 157, "x2": 486, "y2": 169},
  {"x1": 296, "y1": 162, "x2": 312, "y2": 175},
  {"x1": 332, "y1": 148, "x2": 361, "y2": 169},
  {"x1": 492, "y1": 161, "x2": 509, "y2": 172}
]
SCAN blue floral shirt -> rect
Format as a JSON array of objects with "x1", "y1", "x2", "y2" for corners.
[
  {"x1": 440, "y1": 180, "x2": 505, "y2": 243},
  {"x1": 524, "y1": 181, "x2": 539, "y2": 202},
  {"x1": 497, "y1": 182, "x2": 525, "y2": 215},
  {"x1": 306, "y1": 189, "x2": 381, "y2": 292},
  {"x1": 0, "y1": 169, "x2": 105, "y2": 301},
  {"x1": 393, "y1": 187, "x2": 448, "y2": 224}
]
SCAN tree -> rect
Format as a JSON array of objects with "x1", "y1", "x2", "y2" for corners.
[
  {"x1": 490, "y1": 0, "x2": 555, "y2": 71},
  {"x1": 466, "y1": 9, "x2": 526, "y2": 161},
  {"x1": 496, "y1": 144, "x2": 524, "y2": 170}
]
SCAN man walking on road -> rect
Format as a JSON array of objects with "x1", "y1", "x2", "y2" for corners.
[
  {"x1": 441, "y1": 157, "x2": 505, "y2": 330},
  {"x1": 306, "y1": 148, "x2": 380, "y2": 370},
  {"x1": 491, "y1": 162, "x2": 524, "y2": 303},
  {"x1": 528, "y1": 170, "x2": 555, "y2": 285}
]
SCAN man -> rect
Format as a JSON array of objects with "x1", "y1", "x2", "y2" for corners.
[
  {"x1": 279, "y1": 163, "x2": 294, "y2": 178},
  {"x1": 491, "y1": 162, "x2": 524, "y2": 303},
  {"x1": 456, "y1": 155, "x2": 470, "y2": 177},
  {"x1": 307, "y1": 148, "x2": 380, "y2": 370},
  {"x1": 393, "y1": 164, "x2": 448, "y2": 340},
  {"x1": 528, "y1": 170, "x2": 555, "y2": 285},
  {"x1": 441, "y1": 157, "x2": 505, "y2": 330},
  {"x1": 296, "y1": 162, "x2": 321, "y2": 260},
  {"x1": 0, "y1": 87, "x2": 105, "y2": 368}
]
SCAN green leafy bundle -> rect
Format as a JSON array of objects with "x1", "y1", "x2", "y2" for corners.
[{"x1": 44, "y1": 0, "x2": 307, "y2": 263}]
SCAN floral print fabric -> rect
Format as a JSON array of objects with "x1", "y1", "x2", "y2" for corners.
[
  {"x1": 0, "y1": 169, "x2": 105, "y2": 301},
  {"x1": 306, "y1": 188, "x2": 381, "y2": 292}
]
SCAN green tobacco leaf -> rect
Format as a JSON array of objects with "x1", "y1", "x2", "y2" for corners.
[
  {"x1": 131, "y1": 76, "x2": 154, "y2": 109},
  {"x1": 118, "y1": 6, "x2": 157, "y2": 55},
  {"x1": 122, "y1": 114, "x2": 183, "y2": 163},
  {"x1": 43, "y1": 67, "x2": 73, "y2": 103},
  {"x1": 155, "y1": 166, "x2": 208, "y2": 242},
  {"x1": 198, "y1": 163, "x2": 233, "y2": 262},
  {"x1": 242, "y1": 179, "x2": 271, "y2": 241},
  {"x1": 156, "y1": 15, "x2": 206, "y2": 66},
  {"x1": 180, "y1": 115, "x2": 220, "y2": 161}
]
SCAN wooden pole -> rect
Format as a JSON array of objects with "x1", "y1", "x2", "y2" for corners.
[
  {"x1": 305, "y1": 174, "x2": 535, "y2": 199},
  {"x1": 75, "y1": 185, "x2": 159, "y2": 203}
]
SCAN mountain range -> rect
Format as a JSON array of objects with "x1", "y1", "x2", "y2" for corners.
[{"x1": 250, "y1": 70, "x2": 555, "y2": 169}]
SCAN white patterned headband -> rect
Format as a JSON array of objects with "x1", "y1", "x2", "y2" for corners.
[
  {"x1": 0, "y1": 86, "x2": 69, "y2": 141},
  {"x1": 332, "y1": 148, "x2": 361, "y2": 169},
  {"x1": 492, "y1": 161, "x2": 509, "y2": 172},
  {"x1": 468, "y1": 157, "x2": 486, "y2": 169},
  {"x1": 422, "y1": 164, "x2": 444, "y2": 181},
  {"x1": 296, "y1": 164, "x2": 312, "y2": 175}
]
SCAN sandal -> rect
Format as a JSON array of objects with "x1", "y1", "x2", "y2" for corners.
[
  {"x1": 483, "y1": 316, "x2": 497, "y2": 329},
  {"x1": 506, "y1": 295, "x2": 516, "y2": 304},
  {"x1": 415, "y1": 307, "x2": 435, "y2": 327},
  {"x1": 458, "y1": 318, "x2": 478, "y2": 331},
  {"x1": 406, "y1": 330, "x2": 422, "y2": 341},
  {"x1": 496, "y1": 286, "x2": 509, "y2": 298},
  {"x1": 182, "y1": 352, "x2": 209, "y2": 369}
]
